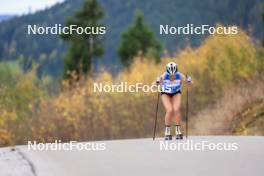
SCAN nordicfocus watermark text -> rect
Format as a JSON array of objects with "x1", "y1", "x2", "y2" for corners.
[
  {"x1": 160, "y1": 140, "x2": 238, "y2": 151},
  {"x1": 160, "y1": 24, "x2": 238, "y2": 35},
  {"x1": 27, "y1": 24, "x2": 106, "y2": 35},
  {"x1": 28, "y1": 140, "x2": 106, "y2": 151},
  {"x1": 94, "y1": 82, "x2": 160, "y2": 93}
]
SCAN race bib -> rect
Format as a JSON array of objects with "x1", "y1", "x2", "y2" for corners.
[{"x1": 162, "y1": 80, "x2": 181, "y2": 93}]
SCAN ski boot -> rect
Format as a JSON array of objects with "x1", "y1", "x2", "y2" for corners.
[
  {"x1": 175, "y1": 133, "x2": 183, "y2": 140},
  {"x1": 165, "y1": 135, "x2": 172, "y2": 140}
]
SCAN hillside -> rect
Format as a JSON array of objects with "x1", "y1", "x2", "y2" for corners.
[
  {"x1": 232, "y1": 99, "x2": 264, "y2": 135},
  {"x1": 0, "y1": 0, "x2": 263, "y2": 78},
  {"x1": 190, "y1": 75, "x2": 264, "y2": 136}
]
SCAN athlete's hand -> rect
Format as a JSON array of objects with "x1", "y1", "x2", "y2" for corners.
[
  {"x1": 186, "y1": 75, "x2": 192, "y2": 88},
  {"x1": 156, "y1": 76, "x2": 161, "y2": 84},
  {"x1": 187, "y1": 75, "x2": 191, "y2": 82}
]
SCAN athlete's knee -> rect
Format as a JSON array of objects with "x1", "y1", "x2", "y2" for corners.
[
  {"x1": 166, "y1": 107, "x2": 173, "y2": 115},
  {"x1": 173, "y1": 108, "x2": 180, "y2": 115}
]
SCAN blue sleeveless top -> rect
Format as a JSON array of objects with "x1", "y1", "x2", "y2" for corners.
[{"x1": 161, "y1": 72, "x2": 182, "y2": 94}]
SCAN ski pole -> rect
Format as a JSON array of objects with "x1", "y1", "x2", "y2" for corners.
[
  {"x1": 153, "y1": 91, "x2": 160, "y2": 140},
  {"x1": 186, "y1": 85, "x2": 189, "y2": 139}
]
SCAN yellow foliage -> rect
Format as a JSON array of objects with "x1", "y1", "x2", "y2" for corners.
[{"x1": 0, "y1": 27, "x2": 261, "y2": 146}]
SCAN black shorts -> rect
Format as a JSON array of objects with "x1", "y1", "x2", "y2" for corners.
[{"x1": 161, "y1": 90, "x2": 181, "y2": 97}]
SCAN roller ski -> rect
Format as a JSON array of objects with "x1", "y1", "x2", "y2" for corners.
[
  {"x1": 175, "y1": 133, "x2": 183, "y2": 140},
  {"x1": 164, "y1": 125, "x2": 172, "y2": 140},
  {"x1": 165, "y1": 135, "x2": 172, "y2": 140},
  {"x1": 175, "y1": 125, "x2": 183, "y2": 140}
]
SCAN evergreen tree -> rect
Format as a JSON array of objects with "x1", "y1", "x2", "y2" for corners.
[
  {"x1": 61, "y1": 0, "x2": 104, "y2": 78},
  {"x1": 118, "y1": 10, "x2": 162, "y2": 67}
]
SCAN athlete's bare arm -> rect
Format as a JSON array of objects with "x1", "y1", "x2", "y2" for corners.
[
  {"x1": 179, "y1": 72, "x2": 192, "y2": 86},
  {"x1": 179, "y1": 72, "x2": 187, "y2": 82}
]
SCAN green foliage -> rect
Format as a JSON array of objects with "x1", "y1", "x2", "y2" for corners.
[
  {"x1": 256, "y1": 48, "x2": 264, "y2": 72},
  {"x1": 61, "y1": 0, "x2": 104, "y2": 78},
  {"x1": 0, "y1": 61, "x2": 20, "y2": 86},
  {"x1": 118, "y1": 10, "x2": 162, "y2": 67},
  {"x1": 0, "y1": 62, "x2": 46, "y2": 145}
]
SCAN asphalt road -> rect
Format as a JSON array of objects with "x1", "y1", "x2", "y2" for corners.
[{"x1": 20, "y1": 136, "x2": 264, "y2": 176}]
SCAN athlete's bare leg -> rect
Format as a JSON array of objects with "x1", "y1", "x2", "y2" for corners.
[
  {"x1": 161, "y1": 94, "x2": 173, "y2": 126},
  {"x1": 172, "y1": 93, "x2": 181, "y2": 125}
]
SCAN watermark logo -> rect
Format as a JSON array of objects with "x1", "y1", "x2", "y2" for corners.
[
  {"x1": 160, "y1": 140, "x2": 238, "y2": 151},
  {"x1": 27, "y1": 24, "x2": 106, "y2": 35},
  {"x1": 93, "y1": 82, "x2": 161, "y2": 93},
  {"x1": 160, "y1": 24, "x2": 238, "y2": 35},
  {"x1": 28, "y1": 140, "x2": 106, "y2": 151}
]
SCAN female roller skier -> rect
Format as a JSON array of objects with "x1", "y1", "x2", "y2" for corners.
[{"x1": 156, "y1": 62, "x2": 191, "y2": 140}]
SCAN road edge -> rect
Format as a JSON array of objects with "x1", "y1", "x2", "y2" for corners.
[{"x1": 16, "y1": 147, "x2": 37, "y2": 176}]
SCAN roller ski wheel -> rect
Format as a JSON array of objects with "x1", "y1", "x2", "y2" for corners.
[
  {"x1": 165, "y1": 135, "x2": 172, "y2": 140},
  {"x1": 176, "y1": 134, "x2": 183, "y2": 140}
]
